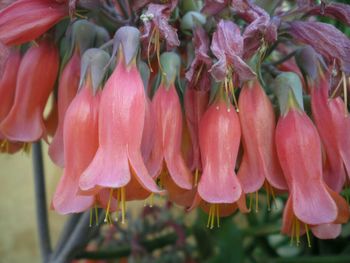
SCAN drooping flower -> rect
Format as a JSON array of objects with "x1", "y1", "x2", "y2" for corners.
[
  {"x1": 48, "y1": 50, "x2": 80, "y2": 167},
  {"x1": 237, "y1": 79, "x2": 287, "y2": 203},
  {"x1": 79, "y1": 27, "x2": 162, "y2": 222},
  {"x1": 191, "y1": 97, "x2": 247, "y2": 228},
  {"x1": 1, "y1": 39, "x2": 59, "y2": 142},
  {"x1": 310, "y1": 73, "x2": 347, "y2": 192},
  {"x1": 52, "y1": 73, "x2": 100, "y2": 214},
  {"x1": 184, "y1": 26, "x2": 211, "y2": 173},
  {"x1": 276, "y1": 90, "x2": 349, "y2": 243},
  {"x1": 0, "y1": 48, "x2": 21, "y2": 152},
  {"x1": 147, "y1": 52, "x2": 192, "y2": 206},
  {"x1": 0, "y1": 0, "x2": 68, "y2": 46}
]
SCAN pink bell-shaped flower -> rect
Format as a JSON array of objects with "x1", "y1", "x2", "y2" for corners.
[
  {"x1": 1, "y1": 39, "x2": 59, "y2": 142},
  {"x1": 0, "y1": 0, "x2": 68, "y2": 46},
  {"x1": 276, "y1": 90, "x2": 349, "y2": 243},
  {"x1": 191, "y1": 95, "x2": 247, "y2": 228},
  {"x1": 79, "y1": 27, "x2": 161, "y2": 222},
  {"x1": 0, "y1": 48, "x2": 22, "y2": 153},
  {"x1": 48, "y1": 50, "x2": 80, "y2": 167},
  {"x1": 147, "y1": 52, "x2": 192, "y2": 206},
  {"x1": 237, "y1": 78, "x2": 287, "y2": 200},
  {"x1": 52, "y1": 80, "x2": 100, "y2": 214},
  {"x1": 310, "y1": 73, "x2": 347, "y2": 192}
]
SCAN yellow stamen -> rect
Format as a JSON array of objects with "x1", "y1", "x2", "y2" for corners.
[
  {"x1": 207, "y1": 204, "x2": 220, "y2": 229},
  {"x1": 216, "y1": 204, "x2": 220, "y2": 228},
  {"x1": 249, "y1": 192, "x2": 253, "y2": 212},
  {"x1": 121, "y1": 187, "x2": 126, "y2": 224},
  {"x1": 228, "y1": 73, "x2": 239, "y2": 112},
  {"x1": 305, "y1": 224, "x2": 312, "y2": 248},
  {"x1": 194, "y1": 169, "x2": 199, "y2": 187},
  {"x1": 104, "y1": 188, "x2": 114, "y2": 223},
  {"x1": 295, "y1": 218, "x2": 300, "y2": 246},
  {"x1": 147, "y1": 27, "x2": 157, "y2": 72},
  {"x1": 23, "y1": 143, "x2": 31, "y2": 154},
  {"x1": 144, "y1": 193, "x2": 154, "y2": 207},
  {"x1": 194, "y1": 64, "x2": 204, "y2": 86},
  {"x1": 94, "y1": 204, "x2": 99, "y2": 226},
  {"x1": 290, "y1": 217, "x2": 295, "y2": 246}
]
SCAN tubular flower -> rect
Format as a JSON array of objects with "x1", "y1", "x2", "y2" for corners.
[
  {"x1": 79, "y1": 27, "x2": 162, "y2": 222},
  {"x1": 0, "y1": 48, "x2": 22, "y2": 152},
  {"x1": 184, "y1": 26, "x2": 211, "y2": 173},
  {"x1": 276, "y1": 91, "x2": 349, "y2": 244},
  {"x1": 48, "y1": 50, "x2": 80, "y2": 167},
  {"x1": 192, "y1": 98, "x2": 247, "y2": 228},
  {"x1": 0, "y1": 0, "x2": 68, "y2": 46},
  {"x1": 237, "y1": 79, "x2": 287, "y2": 208},
  {"x1": 147, "y1": 52, "x2": 192, "y2": 206},
  {"x1": 1, "y1": 40, "x2": 59, "y2": 142},
  {"x1": 52, "y1": 81, "x2": 100, "y2": 214},
  {"x1": 310, "y1": 73, "x2": 347, "y2": 192}
]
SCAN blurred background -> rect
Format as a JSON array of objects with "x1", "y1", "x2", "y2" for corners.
[{"x1": 0, "y1": 144, "x2": 65, "y2": 263}]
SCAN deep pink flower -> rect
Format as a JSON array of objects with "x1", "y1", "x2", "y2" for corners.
[
  {"x1": 52, "y1": 83, "x2": 100, "y2": 214},
  {"x1": 191, "y1": 99, "x2": 247, "y2": 227},
  {"x1": 276, "y1": 91, "x2": 349, "y2": 240},
  {"x1": 147, "y1": 82, "x2": 193, "y2": 205},
  {"x1": 49, "y1": 50, "x2": 80, "y2": 167},
  {"x1": 238, "y1": 79, "x2": 287, "y2": 195},
  {"x1": 0, "y1": 0, "x2": 68, "y2": 46},
  {"x1": 79, "y1": 28, "x2": 161, "y2": 209},
  {"x1": 310, "y1": 74, "x2": 347, "y2": 192},
  {"x1": 1, "y1": 40, "x2": 59, "y2": 142},
  {"x1": 0, "y1": 48, "x2": 21, "y2": 142}
]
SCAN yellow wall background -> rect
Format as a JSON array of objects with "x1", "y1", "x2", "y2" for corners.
[{"x1": 0, "y1": 143, "x2": 66, "y2": 263}]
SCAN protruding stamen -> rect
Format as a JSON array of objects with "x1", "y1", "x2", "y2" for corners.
[
  {"x1": 144, "y1": 193, "x2": 154, "y2": 207},
  {"x1": 121, "y1": 187, "x2": 126, "y2": 224},
  {"x1": 305, "y1": 224, "x2": 312, "y2": 248},
  {"x1": 295, "y1": 217, "x2": 300, "y2": 246},
  {"x1": 23, "y1": 143, "x2": 31, "y2": 154},
  {"x1": 207, "y1": 204, "x2": 220, "y2": 229},
  {"x1": 147, "y1": 27, "x2": 157, "y2": 72},
  {"x1": 255, "y1": 191, "x2": 259, "y2": 213},
  {"x1": 194, "y1": 169, "x2": 199, "y2": 187},
  {"x1": 104, "y1": 188, "x2": 114, "y2": 223},
  {"x1": 249, "y1": 192, "x2": 253, "y2": 212},
  {"x1": 216, "y1": 204, "x2": 220, "y2": 228},
  {"x1": 290, "y1": 217, "x2": 295, "y2": 246}
]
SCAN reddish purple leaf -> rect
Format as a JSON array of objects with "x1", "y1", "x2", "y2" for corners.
[
  {"x1": 210, "y1": 20, "x2": 255, "y2": 83},
  {"x1": 289, "y1": 21, "x2": 350, "y2": 74},
  {"x1": 141, "y1": 2, "x2": 180, "y2": 50},
  {"x1": 185, "y1": 26, "x2": 212, "y2": 90},
  {"x1": 307, "y1": 3, "x2": 350, "y2": 27}
]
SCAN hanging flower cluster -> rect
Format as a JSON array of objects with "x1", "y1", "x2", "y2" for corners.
[{"x1": 1, "y1": 0, "x2": 350, "y2": 246}]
